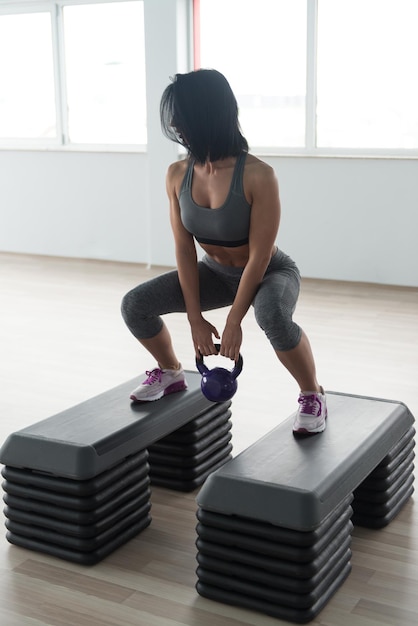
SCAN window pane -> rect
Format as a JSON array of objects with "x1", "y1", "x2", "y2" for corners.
[
  {"x1": 0, "y1": 12, "x2": 56, "y2": 140},
  {"x1": 63, "y1": 1, "x2": 146, "y2": 145},
  {"x1": 199, "y1": 0, "x2": 307, "y2": 148},
  {"x1": 317, "y1": 0, "x2": 418, "y2": 149}
]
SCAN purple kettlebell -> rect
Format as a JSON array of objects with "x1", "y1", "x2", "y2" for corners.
[{"x1": 196, "y1": 344, "x2": 243, "y2": 403}]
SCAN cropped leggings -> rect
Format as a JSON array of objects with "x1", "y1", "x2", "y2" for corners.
[{"x1": 121, "y1": 248, "x2": 302, "y2": 352}]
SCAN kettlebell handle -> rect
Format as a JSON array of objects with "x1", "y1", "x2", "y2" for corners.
[{"x1": 195, "y1": 344, "x2": 243, "y2": 379}]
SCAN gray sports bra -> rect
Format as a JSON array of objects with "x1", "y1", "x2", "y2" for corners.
[{"x1": 179, "y1": 151, "x2": 251, "y2": 247}]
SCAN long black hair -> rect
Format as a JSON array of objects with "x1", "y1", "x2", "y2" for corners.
[{"x1": 160, "y1": 69, "x2": 248, "y2": 164}]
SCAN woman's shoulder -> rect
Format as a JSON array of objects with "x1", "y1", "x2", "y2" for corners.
[
  {"x1": 166, "y1": 158, "x2": 190, "y2": 195},
  {"x1": 245, "y1": 153, "x2": 277, "y2": 182},
  {"x1": 167, "y1": 158, "x2": 189, "y2": 177}
]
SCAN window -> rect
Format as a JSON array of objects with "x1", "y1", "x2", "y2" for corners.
[
  {"x1": 0, "y1": 12, "x2": 56, "y2": 141},
  {"x1": 0, "y1": 0, "x2": 146, "y2": 148},
  {"x1": 317, "y1": 0, "x2": 418, "y2": 150},
  {"x1": 198, "y1": 0, "x2": 307, "y2": 149},
  {"x1": 62, "y1": 2, "x2": 146, "y2": 145},
  {"x1": 196, "y1": 0, "x2": 418, "y2": 155}
]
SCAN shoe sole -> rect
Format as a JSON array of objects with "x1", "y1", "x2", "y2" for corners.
[
  {"x1": 293, "y1": 412, "x2": 328, "y2": 437},
  {"x1": 292, "y1": 423, "x2": 326, "y2": 437},
  {"x1": 130, "y1": 380, "x2": 187, "y2": 403}
]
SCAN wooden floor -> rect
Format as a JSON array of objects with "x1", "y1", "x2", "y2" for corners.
[{"x1": 0, "y1": 252, "x2": 417, "y2": 626}]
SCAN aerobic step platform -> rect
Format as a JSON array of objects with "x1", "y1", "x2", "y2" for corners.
[
  {"x1": 0, "y1": 371, "x2": 232, "y2": 564},
  {"x1": 196, "y1": 392, "x2": 415, "y2": 623}
]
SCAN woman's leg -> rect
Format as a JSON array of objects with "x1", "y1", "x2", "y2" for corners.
[
  {"x1": 121, "y1": 268, "x2": 185, "y2": 372},
  {"x1": 139, "y1": 322, "x2": 180, "y2": 370},
  {"x1": 253, "y1": 263, "x2": 326, "y2": 434},
  {"x1": 275, "y1": 330, "x2": 321, "y2": 393},
  {"x1": 121, "y1": 262, "x2": 235, "y2": 399},
  {"x1": 253, "y1": 266, "x2": 321, "y2": 391}
]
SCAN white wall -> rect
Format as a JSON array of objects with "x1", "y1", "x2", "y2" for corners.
[
  {"x1": 0, "y1": 0, "x2": 417, "y2": 287},
  {"x1": 267, "y1": 156, "x2": 418, "y2": 286},
  {"x1": 0, "y1": 150, "x2": 149, "y2": 263}
]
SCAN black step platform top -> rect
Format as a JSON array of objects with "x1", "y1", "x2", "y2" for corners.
[
  {"x1": 197, "y1": 392, "x2": 415, "y2": 531},
  {"x1": 0, "y1": 371, "x2": 221, "y2": 480}
]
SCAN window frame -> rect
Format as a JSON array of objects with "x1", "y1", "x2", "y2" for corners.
[
  {"x1": 193, "y1": 0, "x2": 418, "y2": 159},
  {"x1": 0, "y1": 0, "x2": 147, "y2": 152}
]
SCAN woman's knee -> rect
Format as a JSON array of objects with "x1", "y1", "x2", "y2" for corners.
[
  {"x1": 254, "y1": 302, "x2": 302, "y2": 351},
  {"x1": 253, "y1": 281, "x2": 301, "y2": 351},
  {"x1": 121, "y1": 286, "x2": 140, "y2": 325},
  {"x1": 269, "y1": 323, "x2": 302, "y2": 351},
  {"x1": 121, "y1": 285, "x2": 163, "y2": 339}
]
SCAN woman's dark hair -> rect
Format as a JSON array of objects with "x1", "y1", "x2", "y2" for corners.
[{"x1": 160, "y1": 69, "x2": 248, "y2": 164}]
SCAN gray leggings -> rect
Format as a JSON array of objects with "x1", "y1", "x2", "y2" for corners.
[{"x1": 121, "y1": 248, "x2": 302, "y2": 351}]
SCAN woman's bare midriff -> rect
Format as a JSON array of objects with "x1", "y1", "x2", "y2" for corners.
[{"x1": 200, "y1": 242, "x2": 276, "y2": 268}]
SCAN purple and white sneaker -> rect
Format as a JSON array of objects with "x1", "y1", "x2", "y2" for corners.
[
  {"x1": 293, "y1": 387, "x2": 327, "y2": 436},
  {"x1": 130, "y1": 366, "x2": 187, "y2": 402}
]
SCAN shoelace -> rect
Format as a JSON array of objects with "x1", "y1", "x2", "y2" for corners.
[
  {"x1": 144, "y1": 368, "x2": 163, "y2": 385},
  {"x1": 298, "y1": 394, "x2": 322, "y2": 416}
]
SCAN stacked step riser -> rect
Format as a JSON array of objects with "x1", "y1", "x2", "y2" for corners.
[
  {"x1": 352, "y1": 427, "x2": 415, "y2": 528},
  {"x1": 0, "y1": 373, "x2": 234, "y2": 563},
  {"x1": 195, "y1": 393, "x2": 415, "y2": 623},
  {"x1": 148, "y1": 403, "x2": 233, "y2": 492},
  {"x1": 196, "y1": 496, "x2": 353, "y2": 624},
  {"x1": 2, "y1": 450, "x2": 151, "y2": 565},
  {"x1": 1, "y1": 398, "x2": 234, "y2": 563}
]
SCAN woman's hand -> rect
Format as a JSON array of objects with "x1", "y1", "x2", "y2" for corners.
[
  {"x1": 220, "y1": 321, "x2": 243, "y2": 362},
  {"x1": 190, "y1": 317, "x2": 220, "y2": 358}
]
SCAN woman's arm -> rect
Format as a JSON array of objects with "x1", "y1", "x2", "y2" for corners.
[
  {"x1": 166, "y1": 162, "x2": 220, "y2": 356},
  {"x1": 221, "y1": 162, "x2": 281, "y2": 360}
]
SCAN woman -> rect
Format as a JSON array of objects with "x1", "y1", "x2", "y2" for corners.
[{"x1": 121, "y1": 69, "x2": 326, "y2": 436}]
